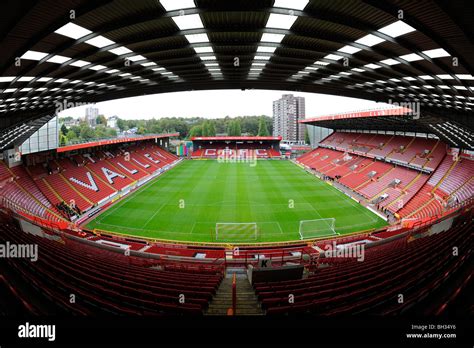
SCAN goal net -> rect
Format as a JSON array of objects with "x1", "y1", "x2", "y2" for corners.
[
  {"x1": 215, "y1": 222, "x2": 258, "y2": 242},
  {"x1": 299, "y1": 218, "x2": 337, "y2": 240}
]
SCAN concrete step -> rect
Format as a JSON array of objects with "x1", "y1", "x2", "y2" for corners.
[{"x1": 205, "y1": 272, "x2": 264, "y2": 316}]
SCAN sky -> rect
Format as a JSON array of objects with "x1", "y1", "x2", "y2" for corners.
[{"x1": 58, "y1": 89, "x2": 390, "y2": 120}]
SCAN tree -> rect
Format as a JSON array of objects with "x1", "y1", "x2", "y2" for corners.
[
  {"x1": 116, "y1": 118, "x2": 127, "y2": 132},
  {"x1": 79, "y1": 124, "x2": 95, "y2": 140},
  {"x1": 96, "y1": 115, "x2": 107, "y2": 125},
  {"x1": 240, "y1": 116, "x2": 258, "y2": 135},
  {"x1": 235, "y1": 120, "x2": 241, "y2": 136},
  {"x1": 257, "y1": 117, "x2": 270, "y2": 136},
  {"x1": 60, "y1": 124, "x2": 68, "y2": 136},
  {"x1": 227, "y1": 121, "x2": 234, "y2": 136},
  {"x1": 70, "y1": 125, "x2": 81, "y2": 138},
  {"x1": 59, "y1": 134, "x2": 68, "y2": 146},
  {"x1": 208, "y1": 121, "x2": 216, "y2": 136},
  {"x1": 188, "y1": 125, "x2": 203, "y2": 138},
  {"x1": 94, "y1": 125, "x2": 107, "y2": 138},
  {"x1": 66, "y1": 130, "x2": 77, "y2": 140},
  {"x1": 227, "y1": 120, "x2": 241, "y2": 136},
  {"x1": 201, "y1": 121, "x2": 210, "y2": 137},
  {"x1": 106, "y1": 128, "x2": 117, "y2": 137},
  {"x1": 59, "y1": 116, "x2": 73, "y2": 123}
]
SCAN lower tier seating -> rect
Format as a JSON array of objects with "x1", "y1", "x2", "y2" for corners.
[
  {"x1": 254, "y1": 213, "x2": 472, "y2": 314},
  {"x1": 0, "y1": 220, "x2": 224, "y2": 315}
]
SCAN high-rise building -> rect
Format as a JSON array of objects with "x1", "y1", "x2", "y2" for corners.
[
  {"x1": 85, "y1": 106, "x2": 99, "y2": 127},
  {"x1": 272, "y1": 94, "x2": 306, "y2": 143}
]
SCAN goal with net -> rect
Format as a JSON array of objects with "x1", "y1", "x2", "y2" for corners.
[
  {"x1": 215, "y1": 222, "x2": 258, "y2": 242},
  {"x1": 299, "y1": 218, "x2": 337, "y2": 240}
]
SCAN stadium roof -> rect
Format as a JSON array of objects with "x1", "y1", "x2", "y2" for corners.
[
  {"x1": 301, "y1": 106, "x2": 474, "y2": 150},
  {"x1": 1, "y1": 0, "x2": 473, "y2": 150},
  {"x1": 56, "y1": 133, "x2": 178, "y2": 153}
]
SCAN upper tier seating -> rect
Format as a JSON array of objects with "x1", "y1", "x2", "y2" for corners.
[
  {"x1": 410, "y1": 140, "x2": 446, "y2": 171},
  {"x1": 321, "y1": 132, "x2": 446, "y2": 172}
]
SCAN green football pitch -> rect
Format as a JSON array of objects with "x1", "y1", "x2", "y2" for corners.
[{"x1": 86, "y1": 160, "x2": 387, "y2": 243}]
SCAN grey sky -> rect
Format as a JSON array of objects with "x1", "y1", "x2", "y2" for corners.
[{"x1": 59, "y1": 89, "x2": 389, "y2": 120}]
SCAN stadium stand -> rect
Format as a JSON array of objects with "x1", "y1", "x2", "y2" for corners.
[
  {"x1": 7, "y1": 143, "x2": 179, "y2": 217},
  {"x1": 320, "y1": 132, "x2": 447, "y2": 172},
  {"x1": 191, "y1": 136, "x2": 281, "y2": 159},
  {"x1": 436, "y1": 159, "x2": 474, "y2": 201},
  {"x1": 339, "y1": 159, "x2": 392, "y2": 190},
  {"x1": 0, "y1": 134, "x2": 471, "y2": 318},
  {"x1": 0, "y1": 220, "x2": 224, "y2": 315},
  {"x1": 85, "y1": 159, "x2": 135, "y2": 190},
  {"x1": 253, "y1": 212, "x2": 472, "y2": 314},
  {"x1": 0, "y1": 164, "x2": 61, "y2": 221},
  {"x1": 297, "y1": 133, "x2": 472, "y2": 218}
]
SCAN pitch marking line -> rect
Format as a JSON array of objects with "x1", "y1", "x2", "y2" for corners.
[{"x1": 141, "y1": 203, "x2": 166, "y2": 229}]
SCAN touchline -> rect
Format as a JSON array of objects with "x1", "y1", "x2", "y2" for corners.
[{"x1": 0, "y1": 241, "x2": 38, "y2": 262}]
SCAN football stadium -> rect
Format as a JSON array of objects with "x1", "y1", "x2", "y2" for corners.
[{"x1": 0, "y1": 0, "x2": 473, "y2": 345}]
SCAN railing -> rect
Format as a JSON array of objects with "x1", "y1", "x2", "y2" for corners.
[{"x1": 228, "y1": 273, "x2": 237, "y2": 316}]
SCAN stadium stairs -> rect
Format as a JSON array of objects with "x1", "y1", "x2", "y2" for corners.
[{"x1": 206, "y1": 271, "x2": 263, "y2": 316}]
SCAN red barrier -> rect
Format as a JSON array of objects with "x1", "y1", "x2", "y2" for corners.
[{"x1": 230, "y1": 273, "x2": 237, "y2": 315}]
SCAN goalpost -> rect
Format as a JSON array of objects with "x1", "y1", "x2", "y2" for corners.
[
  {"x1": 299, "y1": 218, "x2": 337, "y2": 240},
  {"x1": 215, "y1": 222, "x2": 258, "y2": 242}
]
